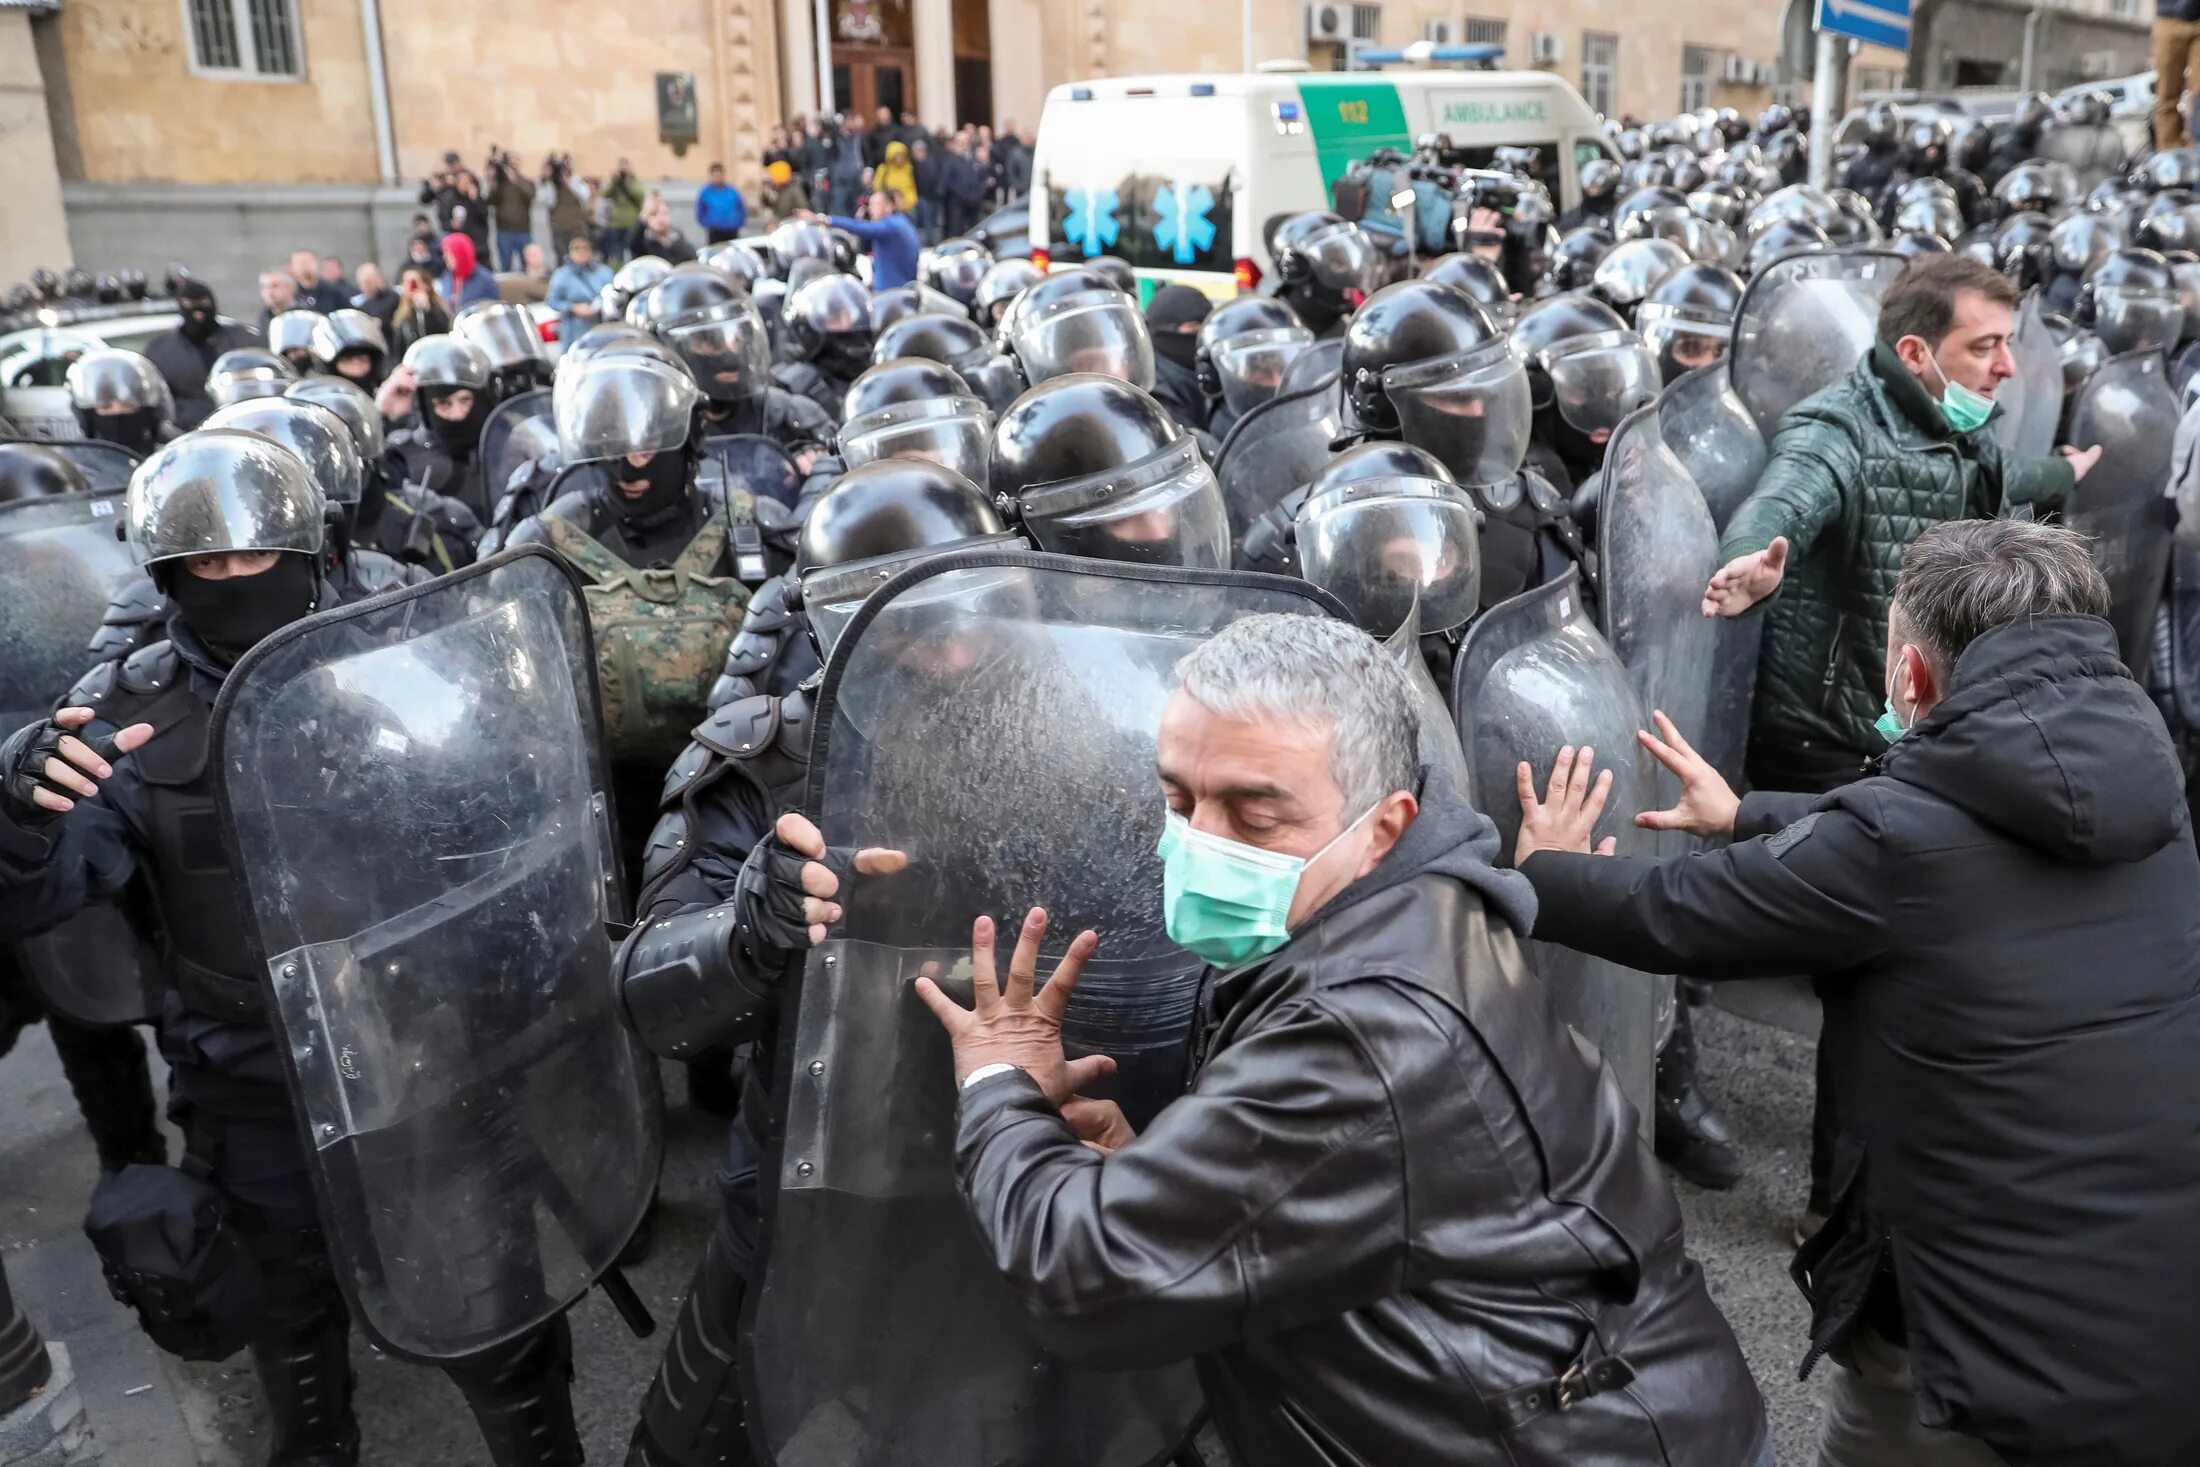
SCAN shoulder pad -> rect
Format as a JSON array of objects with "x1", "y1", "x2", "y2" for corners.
[
  {"x1": 659, "y1": 738, "x2": 715, "y2": 806},
  {"x1": 62, "y1": 657, "x2": 119, "y2": 711},
  {"x1": 1523, "y1": 469, "x2": 1566, "y2": 517},
  {"x1": 118, "y1": 639, "x2": 183, "y2": 696},
  {"x1": 692, "y1": 693, "x2": 782, "y2": 759},
  {"x1": 102, "y1": 572, "x2": 168, "y2": 628},
  {"x1": 348, "y1": 548, "x2": 430, "y2": 598},
  {"x1": 640, "y1": 810, "x2": 693, "y2": 893}
]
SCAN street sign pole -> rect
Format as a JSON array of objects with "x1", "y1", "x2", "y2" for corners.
[
  {"x1": 1810, "y1": 0, "x2": 1910, "y2": 188},
  {"x1": 1810, "y1": 28, "x2": 1842, "y2": 189}
]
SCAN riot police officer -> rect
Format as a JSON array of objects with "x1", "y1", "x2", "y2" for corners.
[
  {"x1": 1195, "y1": 295, "x2": 1315, "y2": 439},
  {"x1": 1002, "y1": 266, "x2": 1155, "y2": 390},
  {"x1": 1266, "y1": 211, "x2": 1380, "y2": 337},
  {"x1": 265, "y1": 311, "x2": 322, "y2": 375},
  {"x1": 64, "y1": 349, "x2": 175, "y2": 457},
  {"x1": 1838, "y1": 101, "x2": 1905, "y2": 199},
  {"x1": 288, "y1": 374, "x2": 478, "y2": 575},
  {"x1": 1510, "y1": 291, "x2": 1661, "y2": 494},
  {"x1": 1637, "y1": 262, "x2": 1743, "y2": 384},
  {"x1": 1143, "y1": 283, "x2": 1215, "y2": 436},
  {"x1": 383, "y1": 334, "x2": 498, "y2": 520},
  {"x1": 1545, "y1": 225, "x2": 1616, "y2": 293},
  {"x1": 1590, "y1": 237, "x2": 1690, "y2": 325},
  {"x1": 454, "y1": 301, "x2": 555, "y2": 397},
  {"x1": 308, "y1": 310, "x2": 389, "y2": 391},
  {"x1": 922, "y1": 238, "x2": 993, "y2": 310},
  {"x1": 971, "y1": 257, "x2": 1043, "y2": 328},
  {"x1": 0, "y1": 431, "x2": 587, "y2": 1467},
  {"x1": 2079, "y1": 247, "x2": 2186, "y2": 358},
  {"x1": 871, "y1": 311, "x2": 1027, "y2": 416},
  {"x1": 836, "y1": 357, "x2": 990, "y2": 484},
  {"x1": 205, "y1": 347, "x2": 296, "y2": 411},
  {"x1": 1984, "y1": 92, "x2": 2054, "y2": 187},
  {"x1": 1558, "y1": 158, "x2": 1621, "y2": 232},
  {"x1": 2044, "y1": 213, "x2": 2125, "y2": 317},
  {"x1": 772, "y1": 273, "x2": 874, "y2": 423},
  {"x1": 645, "y1": 268, "x2": 837, "y2": 467}
]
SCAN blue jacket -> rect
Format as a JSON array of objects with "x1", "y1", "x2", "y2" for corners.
[
  {"x1": 829, "y1": 211, "x2": 921, "y2": 290},
  {"x1": 697, "y1": 182, "x2": 748, "y2": 234},
  {"x1": 546, "y1": 259, "x2": 614, "y2": 344},
  {"x1": 441, "y1": 268, "x2": 501, "y2": 310}
]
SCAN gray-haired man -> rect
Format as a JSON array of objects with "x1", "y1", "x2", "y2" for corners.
[
  {"x1": 919, "y1": 614, "x2": 1769, "y2": 1467},
  {"x1": 1516, "y1": 519, "x2": 2200, "y2": 1467}
]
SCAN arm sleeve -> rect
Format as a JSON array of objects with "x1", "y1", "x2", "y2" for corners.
[
  {"x1": 826, "y1": 215, "x2": 886, "y2": 242},
  {"x1": 1733, "y1": 789, "x2": 1823, "y2": 840},
  {"x1": 0, "y1": 748, "x2": 143, "y2": 939},
  {"x1": 1520, "y1": 787, "x2": 1891, "y2": 979},
  {"x1": 954, "y1": 996, "x2": 1406, "y2": 1370},
  {"x1": 1717, "y1": 409, "x2": 1860, "y2": 564},
  {"x1": 1977, "y1": 433, "x2": 2076, "y2": 513}
]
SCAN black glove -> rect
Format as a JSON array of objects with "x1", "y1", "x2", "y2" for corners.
[
  {"x1": 0, "y1": 719, "x2": 112, "y2": 828},
  {"x1": 731, "y1": 830, "x2": 856, "y2": 963}
]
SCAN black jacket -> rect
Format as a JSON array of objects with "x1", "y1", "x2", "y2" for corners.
[
  {"x1": 142, "y1": 322, "x2": 262, "y2": 430},
  {"x1": 954, "y1": 775, "x2": 1767, "y2": 1467},
  {"x1": 1522, "y1": 615, "x2": 2200, "y2": 1467}
]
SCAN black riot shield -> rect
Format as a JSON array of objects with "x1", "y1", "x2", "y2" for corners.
[
  {"x1": 2066, "y1": 349, "x2": 2179, "y2": 669},
  {"x1": 1212, "y1": 341, "x2": 1344, "y2": 546},
  {"x1": 1995, "y1": 290, "x2": 2065, "y2": 462},
  {"x1": 745, "y1": 548, "x2": 1345, "y2": 1467},
  {"x1": 701, "y1": 432, "x2": 801, "y2": 510},
  {"x1": 478, "y1": 388, "x2": 556, "y2": 507},
  {"x1": 1451, "y1": 568, "x2": 1658, "y2": 1124},
  {"x1": 1730, "y1": 250, "x2": 1907, "y2": 440},
  {"x1": 0, "y1": 438, "x2": 141, "y2": 492},
  {"x1": 0, "y1": 490, "x2": 160, "y2": 1028},
  {"x1": 208, "y1": 547, "x2": 659, "y2": 1362}
]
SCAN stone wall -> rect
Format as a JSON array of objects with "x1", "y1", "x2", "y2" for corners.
[{"x1": 0, "y1": 11, "x2": 72, "y2": 280}]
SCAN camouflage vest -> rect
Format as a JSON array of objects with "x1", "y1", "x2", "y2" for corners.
[{"x1": 541, "y1": 510, "x2": 748, "y2": 764}]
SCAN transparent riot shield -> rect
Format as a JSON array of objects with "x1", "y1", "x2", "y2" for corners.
[
  {"x1": 1731, "y1": 250, "x2": 1908, "y2": 439},
  {"x1": 2066, "y1": 349, "x2": 2179, "y2": 670},
  {"x1": 701, "y1": 432, "x2": 801, "y2": 509},
  {"x1": 208, "y1": 547, "x2": 659, "y2": 1362},
  {"x1": 0, "y1": 490, "x2": 160, "y2": 1028},
  {"x1": 0, "y1": 438, "x2": 140, "y2": 492},
  {"x1": 1381, "y1": 595, "x2": 1473, "y2": 800},
  {"x1": 2041, "y1": 125, "x2": 2127, "y2": 193},
  {"x1": 1995, "y1": 291, "x2": 2065, "y2": 461},
  {"x1": 1451, "y1": 567, "x2": 1658, "y2": 1125},
  {"x1": 1658, "y1": 362, "x2": 1766, "y2": 530},
  {"x1": 478, "y1": 388, "x2": 556, "y2": 508},
  {"x1": 1211, "y1": 350, "x2": 1343, "y2": 546},
  {"x1": 745, "y1": 548, "x2": 1345, "y2": 1467}
]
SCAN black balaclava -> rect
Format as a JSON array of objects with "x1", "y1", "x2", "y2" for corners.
[
  {"x1": 83, "y1": 408, "x2": 163, "y2": 456},
  {"x1": 163, "y1": 552, "x2": 320, "y2": 666},
  {"x1": 1146, "y1": 284, "x2": 1211, "y2": 372},
  {"x1": 422, "y1": 385, "x2": 488, "y2": 459},
  {"x1": 178, "y1": 284, "x2": 222, "y2": 345},
  {"x1": 816, "y1": 331, "x2": 876, "y2": 383},
  {"x1": 608, "y1": 449, "x2": 691, "y2": 526}
]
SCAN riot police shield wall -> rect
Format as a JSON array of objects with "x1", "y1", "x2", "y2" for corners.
[
  {"x1": 478, "y1": 388, "x2": 556, "y2": 507},
  {"x1": 1380, "y1": 597, "x2": 1473, "y2": 798},
  {"x1": 2065, "y1": 349, "x2": 2178, "y2": 668},
  {"x1": 6, "y1": 440, "x2": 139, "y2": 493},
  {"x1": 1730, "y1": 250, "x2": 1907, "y2": 438},
  {"x1": 745, "y1": 548, "x2": 1346, "y2": 1467},
  {"x1": 1211, "y1": 350, "x2": 1343, "y2": 544},
  {"x1": 1451, "y1": 568, "x2": 1658, "y2": 1124},
  {"x1": 208, "y1": 547, "x2": 659, "y2": 1362},
  {"x1": 1994, "y1": 291, "x2": 2064, "y2": 461}
]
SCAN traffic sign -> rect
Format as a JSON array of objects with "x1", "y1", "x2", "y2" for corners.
[{"x1": 1817, "y1": 0, "x2": 1910, "y2": 52}]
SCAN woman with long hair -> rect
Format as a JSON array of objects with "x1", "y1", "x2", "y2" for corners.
[{"x1": 389, "y1": 265, "x2": 452, "y2": 356}]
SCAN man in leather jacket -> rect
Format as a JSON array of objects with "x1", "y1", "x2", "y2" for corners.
[{"x1": 917, "y1": 613, "x2": 1770, "y2": 1467}]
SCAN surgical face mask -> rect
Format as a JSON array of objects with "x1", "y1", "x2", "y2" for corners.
[
  {"x1": 1923, "y1": 348, "x2": 1994, "y2": 433},
  {"x1": 1876, "y1": 663, "x2": 1912, "y2": 744},
  {"x1": 1156, "y1": 803, "x2": 1374, "y2": 968}
]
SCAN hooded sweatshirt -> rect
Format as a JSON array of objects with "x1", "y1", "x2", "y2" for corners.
[
  {"x1": 1522, "y1": 613, "x2": 2200, "y2": 1467},
  {"x1": 439, "y1": 232, "x2": 501, "y2": 309}
]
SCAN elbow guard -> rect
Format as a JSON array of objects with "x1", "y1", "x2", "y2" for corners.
[{"x1": 616, "y1": 905, "x2": 777, "y2": 1059}]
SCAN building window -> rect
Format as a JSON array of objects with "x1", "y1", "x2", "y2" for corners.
[
  {"x1": 2108, "y1": 0, "x2": 2139, "y2": 17},
  {"x1": 184, "y1": 0, "x2": 304, "y2": 79},
  {"x1": 1680, "y1": 45, "x2": 1714, "y2": 113},
  {"x1": 1464, "y1": 16, "x2": 1507, "y2": 48},
  {"x1": 1351, "y1": 4, "x2": 1382, "y2": 41},
  {"x1": 1581, "y1": 31, "x2": 1617, "y2": 117}
]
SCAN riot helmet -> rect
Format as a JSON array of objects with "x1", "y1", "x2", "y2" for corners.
[
  {"x1": 119, "y1": 267, "x2": 148, "y2": 301},
  {"x1": 2136, "y1": 192, "x2": 2200, "y2": 254},
  {"x1": 286, "y1": 375, "x2": 387, "y2": 466},
  {"x1": 1511, "y1": 292, "x2": 1660, "y2": 481},
  {"x1": 1687, "y1": 184, "x2": 1752, "y2": 230},
  {"x1": 2081, "y1": 247, "x2": 2184, "y2": 357},
  {"x1": 1824, "y1": 190, "x2": 1883, "y2": 247},
  {"x1": 924, "y1": 239, "x2": 994, "y2": 306},
  {"x1": 1005, "y1": 266, "x2": 1154, "y2": 389},
  {"x1": 837, "y1": 358, "x2": 991, "y2": 483},
  {"x1": 1762, "y1": 128, "x2": 1805, "y2": 182},
  {"x1": 1952, "y1": 118, "x2": 1994, "y2": 175},
  {"x1": 1591, "y1": 238, "x2": 1690, "y2": 320},
  {"x1": 1901, "y1": 116, "x2": 1952, "y2": 174},
  {"x1": 644, "y1": 268, "x2": 773, "y2": 407},
  {"x1": 1856, "y1": 102, "x2": 1903, "y2": 151},
  {"x1": 2050, "y1": 213, "x2": 2125, "y2": 279},
  {"x1": 0, "y1": 442, "x2": 89, "y2": 503},
  {"x1": 205, "y1": 396, "x2": 367, "y2": 510},
  {"x1": 1342, "y1": 279, "x2": 1529, "y2": 488},
  {"x1": 869, "y1": 283, "x2": 965, "y2": 333},
  {"x1": 796, "y1": 459, "x2": 1014, "y2": 657},
  {"x1": 785, "y1": 273, "x2": 876, "y2": 380},
  {"x1": 125, "y1": 428, "x2": 326, "y2": 568},
  {"x1": 874, "y1": 311, "x2": 1027, "y2": 416},
  {"x1": 1892, "y1": 231, "x2": 1954, "y2": 260},
  {"x1": 783, "y1": 257, "x2": 838, "y2": 296},
  {"x1": 1613, "y1": 185, "x2": 1691, "y2": 240},
  {"x1": 454, "y1": 301, "x2": 552, "y2": 391},
  {"x1": 1194, "y1": 294, "x2": 1309, "y2": 407},
  {"x1": 599, "y1": 255, "x2": 674, "y2": 322},
  {"x1": 266, "y1": 311, "x2": 323, "y2": 373},
  {"x1": 1547, "y1": 227, "x2": 1616, "y2": 292},
  {"x1": 309, "y1": 309, "x2": 389, "y2": 388},
  {"x1": 1082, "y1": 255, "x2": 1138, "y2": 294},
  {"x1": 2141, "y1": 149, "x2": 2200, "y2": 195},
  {"x1": 1418, "y1": 254, "x2": 1515, "y2": 330},
  {"x1": 65, "y1": 348, "x2": 175, "y2": 454},
  {"x1": 28, "y1": 268, "x2": 60, "y2": 302},
  {"x1": 558, "y1": 322, "x2": 656, "y2": 373},
  {"x1": 698, "y1": 240, "x2": 771, "y2": 292},
  {"x1": 1745, "y1": 218, "x2": 1831, "y2": 276},
  {"x1": 768, "y1": 218, "x2": 839, "y2": 278},
  {"x1": 1294, "y1": 442, "x2": 1480, "y2": 638},
  {"x1": 205, "y1": 347, "x2": 297, "y2": 409},
  {"x1": 1268, "y1": 212, "x2": 1379, "y2": 332},
  {"x1": 403, "y1": 335, "x2": 495, "y2": 458},
  {"x1": 1995, "y1": 161, "x2": 2068, "y2": 215},
  {"x1": 1994, "y1": 210, "x2": 2057, "y2": 286},
  {"x1": 1756, "y1": 104, "x2": 1795, "y2": 138},
  {"x1": 1579, "y1": 159, "x2": 1621, "y2": 205},
  {"x1": 1894, "y1": 194, "x2": 1965, "y2": 243},
  {"x1": 1636, "y1": 262, "x2": 1743, "y2": 383},
  {"x1": 556, "y1": 355, "x2": 702, "y2": 523},
  {"x1": 2060, "y1": 90, "x2": 2112, "y2": 128},
  {"x1": 1747, "y1": 183, "x2": 1843, "y2": 237},
  {"x1": 988, "y1": 374, "x2": 1227, "y2": 567},
  {"x1": 973, "y1": 258, "x2": 1045, "y2": 327}
]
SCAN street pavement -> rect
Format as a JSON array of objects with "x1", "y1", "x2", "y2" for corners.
[{"x1": 0, "y1": 989, "x2": 1823, "y2": 1465}]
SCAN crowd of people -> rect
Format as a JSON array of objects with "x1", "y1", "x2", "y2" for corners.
[
  {"x1": 762, "y1": 112, "x2": 1031, "y2": 239},
  {"x1": 1, "y1": 83, "x2": 2198, "y2": 1467}
]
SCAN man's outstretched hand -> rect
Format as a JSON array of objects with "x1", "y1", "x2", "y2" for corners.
[
  {"x1": 1702, "y1": 535, "x2": 1788, "y2": 617},
  {"x1": 915, "y1": 906, "x2": 1117, "y2": 1103}
]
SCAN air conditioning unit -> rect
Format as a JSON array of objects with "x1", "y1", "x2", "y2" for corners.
[
  {"x1": 1307, "y1": 2, "x2": 1349, "y2": 42},
  {"x1": 1721, "y1": 53, "x2": 1751, "y2": 83},
  {"x1": 1529, "y1": 30, "x2": 1562, "y2": 65},
  {"x1": 2080, "y1": 49, "x2": 2120, "y2": 78},
  {"x1": 1424, "y1": 18, "x2": 1457, "y2": 43}
]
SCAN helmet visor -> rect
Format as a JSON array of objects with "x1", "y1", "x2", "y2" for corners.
[
  {"x1": 837, "y1": 396, "x2": 992, "y2": 483},
  {"x1": 1213, "y1": 326, "x2": 1316, "y2": 416},
  {"x1": 555, "y1": 359, "x2": 700, "y2": 464},
  {"x1": 458, "y1": 306, "x2": 548, "y2": 370},
  {"x1": 67, "y1": 354, "x2": 173, "y2": 418},
  {"x1": 1383, "y1": 342, "x2": 1533, "y2": 487},
  {"x1": 1010, "y1": 291, "x2": 1155, "y2": 389},
  {"x1": 1296, "y1": 478, "x2": 1482, "y2": 637},
  {"x1": 667, "y1": 311, "x2": 772, "y2": 403},
  {"x1": 2096, "y1": 289, "x2": 2185, "y2": 355},
  {"x1": 1297, "y1": 223, "x2": 1381, "y2": 295},
  {"x1": 801, "y1": 531, "x2": 1022, "y2": 661},
  {"x1": 1547, "y1": 334, "x2": 1663, "y2": 435},
  {"x1": 1013, "y1": 438, "x2": 1227, "y2": 567}
]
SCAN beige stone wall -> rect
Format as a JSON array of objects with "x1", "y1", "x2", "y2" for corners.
[
  {"x1": 60, "y1": 0, "x2": 378, "y2": 183},
  {"x1": 0, "y1": 11, "x2": 71, "y2": 277}
]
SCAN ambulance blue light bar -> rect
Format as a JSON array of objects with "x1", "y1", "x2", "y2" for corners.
[{"x1": 1353, "y1": 43, "x2": 1506, "y2": 64}]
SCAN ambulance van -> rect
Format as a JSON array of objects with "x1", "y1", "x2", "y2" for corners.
[{"x1": 1030, "y1": 66, "x2": 1616, "y2": 301}]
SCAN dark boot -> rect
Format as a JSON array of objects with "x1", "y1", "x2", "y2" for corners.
[
  {"x1": 626, "y1": 1220, "x2": 754, "y2": 1466},
  {"x1": 250, "y1": 1310, "x2": 359, "y2": 1467},
  {"x1": 49, "y1": 1016, "x2": 165, "y2": 1174},
  {"x1": 1653, "y1": 1004, "x2": 1745, "y2": 1191},
  {"x1": 446, "y1": 1316, "x2": 584, "y2": 1467},
  {"x1": 683, "y1": 1051, "x2": 742, "y2": 1118}
]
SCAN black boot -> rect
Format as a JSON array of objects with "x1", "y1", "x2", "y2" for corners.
[
  {"x1": 446, "y1": 1316, "x2": 584, "y2": 1467},
  {"x1": 627, "y1": 1220, "x2": 754, "y2": 1466},
  {"x1": 1654, "y1": 1004, "x2": 1745, "y2": 1191},
  {"x1": 683, "y1": 1050, "x2": 742, "y2": 1118},
  {"x1": 250, "y1": 1310, "x2": 359, "y2": 1467},
  {"x1": 49, "y1": 1016, "x2": 165, "y2": 1174}
]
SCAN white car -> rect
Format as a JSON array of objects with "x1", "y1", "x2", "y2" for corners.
[{"x1": 0, "y1": 306, "x2": 239, "y2": 440}]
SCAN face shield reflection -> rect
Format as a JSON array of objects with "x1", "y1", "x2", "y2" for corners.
[
  {"x1": 1382, "y1": 344, "x2": 1534, "y2": 487},
  {"x1": 1212, "y1": 326, "x2": 1316, "y2": 416},
  {"x1": 668, "y1": 313, "x2": 772, "y2": 402},
  {"x1": 1013, "y1": 439, "x2": 1228, "y2": 567},
  {"x1": 1545, "y1": 333, "x2": 1663, "y2": 436},
  {"x1": 1009, "y1": 292, "x2": 1155, "y2": 389},
  {"x1": 1295, "y1": 479, "x2": 1482, "y2": 637},
  {"x1": 836, "y1": 396, "x2": 993, "y2": 482}
]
